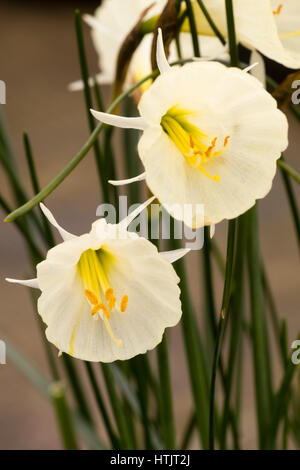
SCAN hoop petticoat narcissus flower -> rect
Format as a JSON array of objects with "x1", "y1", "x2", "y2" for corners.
[
  {"x1": 90, "y1": 29, "x2": 288, "y2": 228},
  {"x1": 187, "y1": 0, "x2": 300, "y2": 69},
  {"x1": 6, "y1": 199, "x2": 189, "y2": 363}
]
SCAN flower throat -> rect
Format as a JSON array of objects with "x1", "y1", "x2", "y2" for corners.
[
  {"x1": 161, "y1": 106, "x2": 230, "y2": 182},
  {"x1": 77, "y1": 248, "x2": 128, "y2": 347}
]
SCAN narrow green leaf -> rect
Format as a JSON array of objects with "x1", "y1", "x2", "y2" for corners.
[
  {"x1": 225, "y1": 0, "x2": 239, "y2": 67},
  {"x1": 157, "y1": 334, "x2": 175, "y2": 449},
  {"x1": 62, "y1": 355, "x2": 93, "y2": 424},
  {"x1": 247, "y1": 206, "x2": 273, "y2": 449},
  {"x1": 85, "y1": 362, "x2": 119, "y2": 448},
  {"x1": 209, "y1": 219, "x2": 237, "y2": 449},
  {"x1": 185, "y1": 0, "x2": 201, "y2": 57},
  {"x1": 101, "y1": 363, "x2": 133, "y2": 449},
  {"x1": 50, "y1": 381, "x2": 78, "y2": 450}
]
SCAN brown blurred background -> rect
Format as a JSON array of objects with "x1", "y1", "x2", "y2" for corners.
[{"x1": 0, "y1": 0, "x2": 299, "y2": 449}]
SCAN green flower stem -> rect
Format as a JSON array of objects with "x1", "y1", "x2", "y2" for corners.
[
  {"x1": 196, "y1": 0, "x2": 226, "y2": 45},
  {"x1": 103, "y1": 125, "x2": 118, "y2": 206},
  {"x1": 180, "y1": 411, "x2": 197, "y2": 449},
  {"x1": 269, "y1": 338, "x2": 300, "y2": 447},
  {"x1": 150, "y1": 229, "x2": 175, "y2": 450},
  {"x1": 262, "y1": 265, "x2": 287, "y2": 368},
  {"x1": 277, "y1": 159, "x2": 300, "y2": 185},
  {"x1": 101, "y1": 363, "x2": 133, "y2": 449},
  {"x1": 131, "y1": 356, "x2": 154, "y2": 449},
  {"x1": 123, "y1": 98, "x2": 142, "y2": 205},
  {"x1": 62, "y1": 355, "x2": 93, "y2": 425},
  {"x1": 209, "y1": 219, "x2": 237, "y2": 450},
  {"x1": 0, "y1": 194, "x2": 43, "y2": 262},
  {"x1": 23, "y1": 132, "x2": 56, "y2": 247},
  {"x1": 225, "y1": 0, "x2": 239, "y2": 67},
  {"x1": 93, "y1": 76, "x2": 105, "y2": 112},
  {"x1": 202, "y1": 227, "x2": 217, "y2": 339},
  {"x1": 220, "y1": 215, "x2": 248, "y2": 449},
  {"x1": 0, "y1": 124, "x2": 45, "y2": 237},
  {"x1": 110, "y1": 363, "x2": 163, "y2": 449},
  {"x1": 84, "y1": 362, "x2": 119, "y2": 448},
  {"x1": 211, "y1": 240, "x2": 226, "y2": 275},
  {"x1": 247, "y1": 206, "x2": 273, "y2": 449},
  {"x1": 185, "y1": 0, "x2": 201, "y2": 57},
  {"x1": 157, "y1": 334, "x2": 176, "y2": 449},
  {"x1": 74, "y1": 10, "x2": 107, "y2": 197},
  {"x1": 29, "y1": 290, "x2": 60, "y2": 382},
  {"x1": 4, "y1": 58, "x2": 194, "y2": 224},
  {"x1": 50, "y1": 381, "x2": 79, "y2": 450},
  {"x1": 115, "y1": 362, "x2": 138, "y2": 449},
  {"x1": 172, "y1": 244, "x2": 210, "y2": 448},
  {"x1": 279, "y1": 156, "x2": 300, "y2": 248}
]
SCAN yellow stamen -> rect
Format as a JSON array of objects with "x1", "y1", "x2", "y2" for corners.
[
  {"x1": 161, "y1": 106, "x2": 229, "y2": 182},
  {"x1": 198, "y1": 166, "x2": 221, "y2": 182},
  {"x1": 273, "y1": 4, "x2": 283, "y2": 15},
  {"x1": 279, "y1": 30, "x2": 300, "y2": 39},
  {"x1": 120, "y1": 295, "x2": 128, "y2": 313},
  {"x1": 78, "y1": 249, "x2": 128, "y2": 346},
  {"x1": 187, "y1": 136, "x2": 221, "y2": 182},
  {"x1": 103, "y1": 317, "x2": 122, "y2": 347}
]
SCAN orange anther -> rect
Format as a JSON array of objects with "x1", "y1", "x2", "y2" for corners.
[
  {"x1": 92, "y1": 304, "x2": 101, "y2": 315},
  {"x1": 224, "y1": 135, "x2": 230, "y2": 147},
  {"x1": 206, "y1": 137, "x2": 217, "y2": 157},
  {"x1": 84, "y1": 289, "x2": 98, "y2": 305},
  {"x1": 99, "y1": 303, "x2": 111, "y2": 319},
  {"x1": 120, "y1": 295, "x2": 128, "y2": 313},
  {"x1": 273, "y1": 4, "x2": 282, "y2": 15}
]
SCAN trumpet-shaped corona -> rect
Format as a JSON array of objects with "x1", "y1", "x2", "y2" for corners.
[
  {"x1": 6, "y1": 201, "x2": 189, "y2": 362},
  {"x1": 91, "y1": 29, "x2": 288, "y2": 228}
]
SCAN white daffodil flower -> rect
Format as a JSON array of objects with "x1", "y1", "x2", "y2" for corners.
[
  {"x1": 188, "y1": 0, "x2": 300, "y2": 69},
  {"x1": 6, "y1": 200, "x2": 190, "y2": 362},
  {"x1": 69, "y1": 0, "x2": 227, "y2": 91},
  {"x1": 90, "y1": 29, "x2": 288, "y2": 228}
]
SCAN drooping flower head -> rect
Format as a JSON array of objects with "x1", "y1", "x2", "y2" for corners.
[
  {"x1": 6, "y1": 200, "x2": 189, "y2": 362},
  {"x1": 69, "y1": 0, "x2": 226, "y2": 91},
  {"x1": 187, "y1": 0, "x2": 300, "y2": 69},
  {"x1": 91, "y1": 29, "x2": 288, "y2": 228}
]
